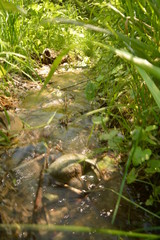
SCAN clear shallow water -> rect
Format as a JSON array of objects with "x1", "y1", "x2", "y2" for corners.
[{"x1": 0, "y1": 72, "x2": 156, "y2": 240}]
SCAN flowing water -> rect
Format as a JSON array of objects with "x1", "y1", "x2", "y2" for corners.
[{"x1": 0, "y1": 72, "x2": 155, "y2": 239}]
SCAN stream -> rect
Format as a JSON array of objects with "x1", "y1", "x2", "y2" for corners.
[{"x1": 0, "y1": 71, "x2": 155, "y2": 240}]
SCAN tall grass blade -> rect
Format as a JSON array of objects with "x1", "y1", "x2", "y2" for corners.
[
  {"x1": 3, "y1": 108, "x2": 10, "y2": 128},
  {"x1": 136, "y1": 67, "x2": 160, "y2": 109},
  {"x1": 112, "y1": 128, "x2": 142, "y2": 224},
  {"x1": 0, "y1": 52, "x2": 26, "y2": 59},
  {"x1": 41, "y1": 18, "x2": 112, "y2": 35},
  {"x1": 0, "y1": 223, "x2": 160, "y2": 239},
  {"x1": 41, "y1": 48, "x2": 71, "y2": 91},
  {"x1": 0, "y1": 130, "x2": 10, "y2": 143},
  {"x1": 94, "y1": 41, "x2": 160, "y2": 81},
  {"x1": 108, "y1": 188, "x2": 160, "y2": 220},
  {"x1": 114, "y1": 49, "x2": 160, "y2": 81},
  {"x1": 0, "y1": 57, "x2": 36, "y2": 81}
]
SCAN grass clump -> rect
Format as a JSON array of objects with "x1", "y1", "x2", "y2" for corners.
[{"x1": 83, "y1": 0, "x2": 160, "y2": 215}]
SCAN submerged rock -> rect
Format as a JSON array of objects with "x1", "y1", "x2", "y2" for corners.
[
  {"x1": 48, "y1": 154, "x2": 83, "y2": 183},
  {"x1": 48, "y1": 153, "x2": 99, "y2": 189},
  {"x1": 11, "y1": 145, "x2": 35, "y2": 167}
]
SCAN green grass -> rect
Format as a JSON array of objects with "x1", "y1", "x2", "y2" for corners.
[{"x1": 0, "y1": 223, "x2": 160, "y2": 239}]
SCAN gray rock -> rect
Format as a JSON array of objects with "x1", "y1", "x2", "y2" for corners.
[
  {"x1": 48, "y1": 153, "x2": 99, "y2": 189},
  {"x1": 12, "y1": 145, "x2": 35, "y2": 166},
  {"x1": 35, "y1": 141, "x2": 47, "y2": 154},
  {"x1": 48, "y1": 153, "x2": 83, "y2": 184}
]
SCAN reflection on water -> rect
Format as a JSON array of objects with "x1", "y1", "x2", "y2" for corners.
[{"x1": 0, "y1": 72, "x2": 156, "y2": 240}]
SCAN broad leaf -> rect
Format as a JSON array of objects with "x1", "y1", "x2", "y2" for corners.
[
  {"x1": 145, "y1": 159, "x2": 160, "y2": 174},
  {"x1": 132, "y1": 146, "x2": 152, "y2": 166},
  {"x1": 85, "y1": 82, "x2": 96, "y2": 101},
  {"x1": 127, "y1": 168, "x2": 138, "y2": 184}
]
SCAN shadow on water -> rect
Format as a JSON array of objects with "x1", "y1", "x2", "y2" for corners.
[{"x1": 0, "y1": 72, "x2": 157, "y2": 240}]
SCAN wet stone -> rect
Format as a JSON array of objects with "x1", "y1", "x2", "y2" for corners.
[
  {"x1": 11, "y1": 144, "x2": 35, "y2": 167},
  {"x1": 68, "y1": 177, "x2": 83, "y2": 189},
  {"x1": 48, "y1": 153, "x2": 99, "y2": 189},
  {"x1": 48, "y1": 154, "x2": 83, "y2": 184}
]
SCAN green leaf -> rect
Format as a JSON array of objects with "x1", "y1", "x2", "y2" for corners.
[
  {"x1": 100, "y1": 129, "x2": 124, "y2": 150},
  {"x1": 127, "y1": 168, "x2": 138, "y2": 184},
  {"x1": 154, "y1": 186, "x2": 160, "y2": 198},
  {"x1": 148, "y1": 159, "x2": 160, "y2": 169},
  {"x1": 96, "y1": 75, "x2": 104, "y2": 82},
  {"x1": 100, "y1": 130, "x2": 118, "y2": 141},
  {"x1": 97, "y1": 155, "x2": 116, "y2": 173},
  {"x1": 145, "y1": 159, "x2": 160, "y2": 174},
  {"x1": 92, "y1": 115, "x2": 109, "y2": 125},
  {"x1": 145, "y1": 125, "x2": 158, "y2": 132},
  {"x1": 85, "y1": 81, "x2": 96, "y2": 101},
  {"x1": 145, "y1": 195, "x2": 154, "y2": 206},
  {"x1": 131, "y1": 127, "x2": 142, "y2": 141},
  {"x1": 132, "y1": 146, "x2": 152, "y2": 166}
]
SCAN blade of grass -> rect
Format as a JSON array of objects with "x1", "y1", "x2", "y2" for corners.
[
  {"x1": 3, "y1": 108, "x2": 10, "y2": 128},
  {"x1": 0, "y1": 57, "x2": 36, "y2": 82},
  {"x1": 0, "y1": 51, "x2": 26, "y2": 59},
  {"x1": 12, "y1": 55, "x2": 42, "y2": 82},
  {"x1": 47, "y1": 111, "x2": 57, "y2": 125},
  {"x1": 93, "y1": 41, "x2": 160, "y2": 81},
  {"x1": 0, "y1": 130, "x2": 10, "y2": 143},
  {"x1": 0, "y1": 223, "x2": 159, "y2": 239},
  {"x1": 111, "y1": 127, "x2": 142, "y2": 224},
  {"x1": 136, "y1": 67, "x2": 160, "y2": 109},
  {"x1": 114, "y1": 49, "x2": 160, "y2": 81},
  {"x1": 107, "y1": 187, "x2": 160, "y2": 220},
  {"x1": 23, "y1": 112, "x2": 56, "y2": 130},
  {"x1": 41, "y1": 48, "x2": 71, "y2": 92},
  {"x1": 41, "y1": 17, "x2": 112, "y2": 35}
]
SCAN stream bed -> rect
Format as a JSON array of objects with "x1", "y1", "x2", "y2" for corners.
[{"x1": 0, "y1": 72, "x2": 155, "y2": 240}]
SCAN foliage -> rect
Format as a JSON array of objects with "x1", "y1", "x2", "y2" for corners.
[{"x1": 83, "y1": 0, "x2": 160, "y2": 210}]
